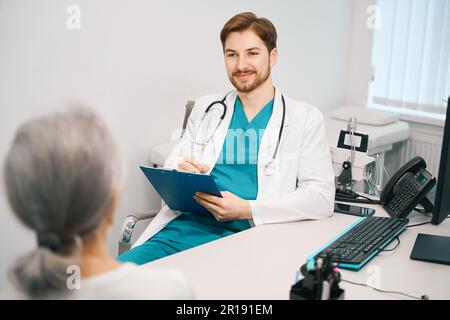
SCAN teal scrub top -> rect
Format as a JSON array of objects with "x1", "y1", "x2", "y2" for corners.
[{"x1": 152, "y1": 97, "x2": 274, "y2": 246}]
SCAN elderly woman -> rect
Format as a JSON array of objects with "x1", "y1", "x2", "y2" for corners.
[{"x1": 2, "y1": 108, "x2": 193, "y2": 299}]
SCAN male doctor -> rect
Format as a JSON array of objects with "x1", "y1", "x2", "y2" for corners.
[{"x1": 118, "y1": 12, "x2": 335, "y2": 264}]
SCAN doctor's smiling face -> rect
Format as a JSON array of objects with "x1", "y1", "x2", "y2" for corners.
[{"x1": 224, "y1": 29, "x2": 278, "y2": 93}]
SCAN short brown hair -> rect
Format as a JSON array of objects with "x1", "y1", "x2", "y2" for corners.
[{"x1": 220, "y1": 12, "x2": 277, "y2": 53}]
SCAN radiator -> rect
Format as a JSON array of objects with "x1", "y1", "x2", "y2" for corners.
[{"x1": 398, "y1": 125, "x2": 444, "y2": 177}]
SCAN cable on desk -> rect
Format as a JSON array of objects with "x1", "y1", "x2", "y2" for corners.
[
  {"x1": 406, "y1": 215, "x2": 449, "y2": 228},
  {"x1": 379, "y1": 236, "x2": 400, "y2": 252},
  {"x1": 407, "y1": 221, "x2": 432, "y2": 228},
  {"x1": 335, "y1": 191, "x2": 381, "y2": 205},
  {"x1": 356, "y1": 193, "x2": 380, "y2": 204},
  {"x1": 341, "y1": 279, "x2": 429, "y2": 300}
]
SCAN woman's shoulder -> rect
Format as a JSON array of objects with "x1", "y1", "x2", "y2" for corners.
[
  {"x1": 78, "y1": 263, "x2": 194, "y2": 300},
  {"x1": 1, "y1": 263, "x2": 194, "y2": 300},
  {"x1": 0, "y1": 285, "x2": 28, "y2": 300}
]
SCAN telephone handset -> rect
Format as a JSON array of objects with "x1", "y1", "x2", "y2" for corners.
[{"x1": 381, "y1": 156, "x2": 436, "y2": 218}]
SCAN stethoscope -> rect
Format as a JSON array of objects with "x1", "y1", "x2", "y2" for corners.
[{"x1": 193, "y1": 92, "x2": 286, "y2": 175}]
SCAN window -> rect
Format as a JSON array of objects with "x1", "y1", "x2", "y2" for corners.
[{"x1": 369, "y1": 0, "x2": 450, "y2": 116}]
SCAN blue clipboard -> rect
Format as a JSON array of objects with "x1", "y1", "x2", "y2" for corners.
[{"x1": 140, "y1": 166, "x2": 222, "y2": 216}]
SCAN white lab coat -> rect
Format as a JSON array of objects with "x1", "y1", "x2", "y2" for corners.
[{"x1": 133, "y1": 87, "x2": 335, "y2": 248}]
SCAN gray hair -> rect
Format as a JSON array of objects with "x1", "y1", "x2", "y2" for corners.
[{"x1": 3, "y1": 107, "x2": 122, "y2": 298}]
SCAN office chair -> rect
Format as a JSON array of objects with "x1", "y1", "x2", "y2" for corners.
[{"x1": 118, "y1": 100, "x2": 195, "y2": 255}]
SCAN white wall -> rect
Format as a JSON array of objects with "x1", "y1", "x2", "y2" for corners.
[
  {"x1": 0, "y1": 0, "x2": 353, "y2": 289},
  {"x1": 345, "y1": 0, "x2": 375, "y2": 107}
]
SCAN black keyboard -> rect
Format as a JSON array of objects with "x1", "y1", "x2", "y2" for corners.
[{"x1": 311, "y1": 217, "x2": 409, "y2": 270}]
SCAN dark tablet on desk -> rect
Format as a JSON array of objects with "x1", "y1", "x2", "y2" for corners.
[
  {"x1": 410, "y1": 233, "x2": 450, "y2": 265},
  {"x1": 140, "y1": 166, "x2": 222, "y2": 216}
]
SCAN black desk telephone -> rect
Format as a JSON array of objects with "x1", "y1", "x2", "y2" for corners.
[{"x1": 381, "y1": 156, "x2": 436, "y2": 218}]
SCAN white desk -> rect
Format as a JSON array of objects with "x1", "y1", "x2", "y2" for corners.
[{"x1": 144, "y1": 207, "x2": 450, "y2": 300}]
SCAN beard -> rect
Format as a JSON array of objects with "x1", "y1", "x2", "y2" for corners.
[{"x1": 229, "y1": 63, "x2": 271, "y2": 93}]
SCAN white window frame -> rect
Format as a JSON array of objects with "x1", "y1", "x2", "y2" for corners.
[{"x1": 346, "y1": 0, "x2": 448, "y2": 128}]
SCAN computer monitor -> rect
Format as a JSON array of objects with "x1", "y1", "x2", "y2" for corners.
[
  {"x1": 409, "y1": 97, "x2": 450, "y2": 266},
  {"x1": 431, "y1": 96, "x2": 450, "y2": 225}
]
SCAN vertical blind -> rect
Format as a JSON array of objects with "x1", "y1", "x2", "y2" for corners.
[{"x1": 370, "y1": 0, "x2": 450, "y2": 114}]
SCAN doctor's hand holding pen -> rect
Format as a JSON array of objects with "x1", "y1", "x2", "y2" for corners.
[{"x1": 178, "y1": 155, "x2": 210, "y2": 174}]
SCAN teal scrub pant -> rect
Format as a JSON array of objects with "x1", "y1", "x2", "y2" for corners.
[{"x1": 117, "y1": 214, "x2": 250, "y2": 265}]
